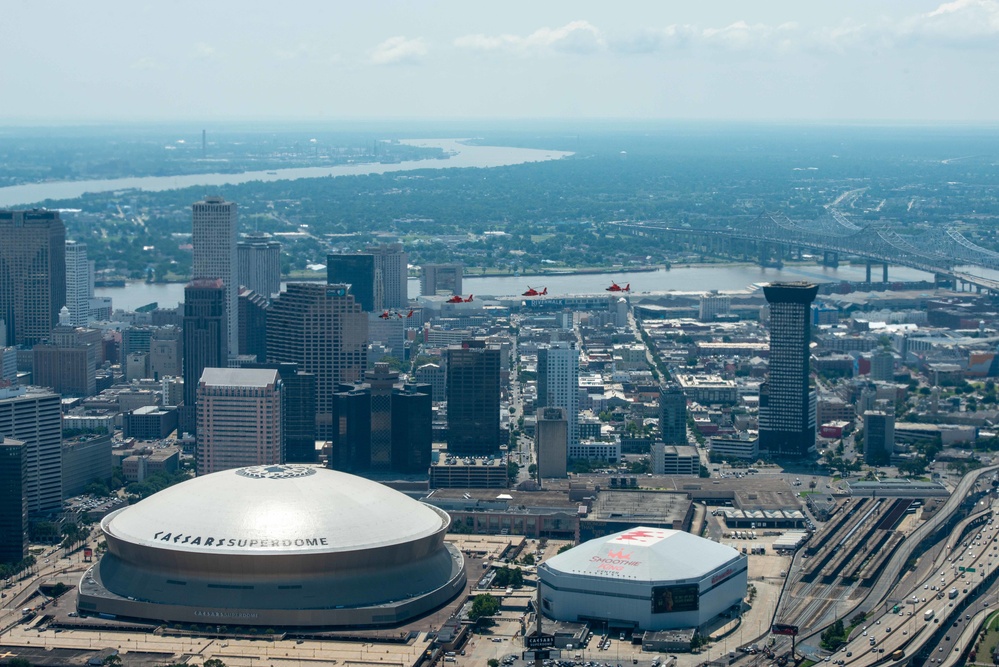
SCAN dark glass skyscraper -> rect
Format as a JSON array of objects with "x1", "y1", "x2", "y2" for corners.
[
  {"x1": 659, "y1": 382, "x2": 687, "y2": 445},
  {"x1": 446, "y1": 340, "x2": 501, "y2": 456},
  {"x1": 759, "y1": 282, "x2": 818, "y2": 458},
  {"x1": 330, "y1": 363, "x2": 431, "y2": 474},
  {"x1": 244, "y1": 362, "x2": 317, "y2": 464},
  {"x1": 0, "y1": 209, "x2": 66, "y2": 346},
  {"x1": 0, "y1": 435, "x2": 28, "y2": 565},
  {"x1": 182, "y1": 279, "x2": 228, "y2": 434},
  {"x1": 327, "y1": 253, "x2": 375, "y2": 312}
]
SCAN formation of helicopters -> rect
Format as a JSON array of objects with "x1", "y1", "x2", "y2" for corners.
[
  {"x1": 443, "y1": 282, "x2": 632, "y2": 303},
  {"x1": 378, "y1": 309, "x2": 415, "y2": 319}
]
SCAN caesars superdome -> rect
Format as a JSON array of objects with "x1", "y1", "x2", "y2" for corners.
[{"x1": 78, "y1": 465, "x2": 466, "y2": 627}]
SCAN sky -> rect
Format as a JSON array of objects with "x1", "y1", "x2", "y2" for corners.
[{"x1": 1, "y1": 0, "x2": 997, "y2": 124}]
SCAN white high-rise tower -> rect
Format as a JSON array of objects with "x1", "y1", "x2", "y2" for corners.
[
  {"x1": 65, "y1": 240, "x2": 92, "y2": 326},
  {"x1": 192, "y1": 196, "x2": 239, "y2": 355},
  {"x1": 538, "y1": 342, "x2": 580, "y2": 455}
]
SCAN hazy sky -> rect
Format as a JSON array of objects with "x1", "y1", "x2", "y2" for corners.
[{"x1": 2, "y1": 0, "x2": 997, "y2": 124}]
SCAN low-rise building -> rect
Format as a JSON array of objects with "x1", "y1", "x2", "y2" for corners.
[{"x1": 709, "y1": 434, "x2": 759, "y2": 461}]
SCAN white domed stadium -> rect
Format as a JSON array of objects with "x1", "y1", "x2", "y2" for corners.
[
  {"x1": 78, "y1": 465, "x2": 466, "y2": 627},
  {"x1": 538, "y1": 527, "x2": 746, "y2": 631}
]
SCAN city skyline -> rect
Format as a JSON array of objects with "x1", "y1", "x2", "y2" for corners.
[{"x1": 0, "y1": 1, "x2": 996, "y2": 124}]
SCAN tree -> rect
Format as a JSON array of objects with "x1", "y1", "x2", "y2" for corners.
[
  {"x1": 102, "y1": 654, "x2": 122, "y2": 667},
  {"x1": 557, "y1": 544, "x2": 574, "y2": 555},
  {"x1": 203, "y1": 660, "x2": 227, "y2": 667},
  {"x1": 468, "y1": 594, "x2": 499, "y2": 621},
  {"x1": 488, "y1": 660, "x2": 500, "y2": 667}
]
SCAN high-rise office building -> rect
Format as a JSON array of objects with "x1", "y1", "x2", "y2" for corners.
[
  {"x1": 759, "y1": 282, "x2": 818, "y2": 458},
  {"x1": 870, "y1": 349, "x2": 895, "y2": 382},
  {"x1": 244, "y1": 362, "x2": 317, "y2": 464},
  {"x1": 327, "y1": 253, "x2": 375, "y2": 312},
  {"x1": 0, "y1": 210, "x2": 66, "y2": 346},
  {"x1": 536, "y1": 406, "x2": 568, "y2": 479},
  {"x1": 537, "y1": 342, "x2": 579, "y2": 450},
  {"x1": 330, "y1": 363, "x2": 432, "y2": 474},
  {"x1": 65, "y1": 240, "x2": 92, "y2": 326},
  {"x1": 659, "y1": 382, "x2": 687, "y2": 445},
  {"x1": 0, "y1": 435, "x2": 28, "y2": 565},
  {"x1": 32, "y1": 328, "x2": 99, "y2": 397},
  {"x1": 367, "y1": 243, "x2": 408, "y2": 309},
  {"x1": 237, "y1": 234, "x2": 281, "y2": 298},
  {"x1": 0, "y1": 387, "x2": 62, "y2": 514},
  {"x1": 192, "y1": 196, "x2": 238, "y2": 355},
  {"x1": 196, "y1": 368, "x2": 283, "y2": 475},
  {"x1": 238, "y1": 288, "x2": 269, "y2": 363},
  {"x1": 446, "y1": 340, "x2": 501, "y2": 456},
  {"x1": 699, "y1": 291, "x2": 731, "y2": 322},
  {"x1": 863, "y1": 409, "x2": 895, "y2": 466},
  {"x1": 266, "y1": 283, "x2": 367, "y2": 440},
  {"x1": 421, "y1": 264, "x2": 463, "y2": 296},
  {"x1": 393, "y1": 382, "x2": 432, "y2": 473},
  {"x1": 181, "y1": 279, "x2": 228, "y2": 434}
]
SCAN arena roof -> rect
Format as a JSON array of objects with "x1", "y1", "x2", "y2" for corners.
[
  {"x1": 103, "y1": 464, "x2": 447, "y2": 556},
  {"x1": 543, "y1": 526, "x2": 740, "y2": 582}
]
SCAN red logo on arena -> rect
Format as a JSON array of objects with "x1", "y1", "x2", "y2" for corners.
[{"x1": 607, "y1": 549, "x2": 632, "y2": 560}]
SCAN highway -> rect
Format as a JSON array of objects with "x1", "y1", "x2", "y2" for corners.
[
  {"x1": 759, "y1": 465, "x2": 999, "y2": 666},
  {"x1": 821, "y1": 499, "x2": 998, "y2": 666}
]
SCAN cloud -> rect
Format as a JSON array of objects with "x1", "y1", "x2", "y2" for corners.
[
  {"x1": 192, "y1": 42, "x2": 216, "y2": 60},
  {"x1": 370, "y1": 36, "x2": 428, "y2": 65},
  {"x1": 898, "y1": 0, "x2": 999, "y2": 44},
  {"x1": 130, "y1": 57, "x2": 162, "y2": 71},
  {"x1": 455, "y1": 20, "x2": 604, "y2": 55},
  {"x1": 607, "y1": 25, "x2": 696, "y2": 54},
  {"x1": 700, "y1": 21, "x2": 798, "y2": 52}
]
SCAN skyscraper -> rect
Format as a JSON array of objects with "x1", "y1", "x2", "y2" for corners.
[
  {"x1": 536, "y1": 406, "x2": 568, "y2": 479},
  {"x1": 238, "y1": 288, "x2": 269, "y2": 363},
  {"x1": 0, "y1": 435, "x2": 28, "y2": 565},
  {"x1": 659, "y1": 382, "x2": 687, "y2": 445},
  {"x1": 182, "y1": 279, "x2": 228, "y2": 434},
  {"x1": 245, "y1": 362, "x2": 317, "y2": 464},
  {"x1": 326, "y1": 253, "x2": 375, "y2": 312},
  {"x1": 863, "y1": 408, "x2": 895, "y2": 466},
  {"x1": 421, "y1": 264, "x2": 463, "y2": 296},
  {"x1": 196, "y1": 368, "x2": 283, "y2": 475},
  {"x1": 537, "y1": 342, "x2": 579, "y2": 451},
  {"x1": 0, "y1": 387, "x2": 62, "y2": 514},
  {"x1": 0, "y1": 209, "x2": 66, "y2": 346},
  {"x1": 237, "y1": 234, "x2": 282, "y2": 298},
  {"x1": 65, "y1": 240, "x2": 92, "y2": 326},
  {"x1": 367, "y1": 243, "x2": 408, "y2": 309},
  {"x1": 446, "y1": 339, "x2": 501, "y2": 456},
  {"x1": 266, "y1": 283, "x2": 367, "y2": 440},
  {"x1": 192, "y1": 196, "x2": 238, "y2": 355},
  {"x1": 331, "y1": 364, "x2": 432, "y2": 474},
  {"x1": 759, "y1": 282, "x2": 818, "y2": 458}
]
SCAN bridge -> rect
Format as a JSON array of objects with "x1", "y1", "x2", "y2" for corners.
[{"x1": 611, "y1": 212, "x2": 999, "y2": 293}]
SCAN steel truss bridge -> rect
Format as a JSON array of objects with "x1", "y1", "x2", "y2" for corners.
[{"x1": 611, "y1": 212, "x2": 999, "y2": 293}]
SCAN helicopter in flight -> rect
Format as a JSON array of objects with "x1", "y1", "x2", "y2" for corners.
[
  {"x1": 379, "y1": 309, "x2": 415, "y2": 319},
  {"x1": 522, "y1": 286, "x2": 547, "y2": 297},
  {"x1": 446, "y1": 294, "x2": 474, "y2": 303},
  {"x1": 605, "y1": 282, "x2": 631, "y2": 292}
]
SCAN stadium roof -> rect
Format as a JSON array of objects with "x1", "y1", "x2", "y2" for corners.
[
  {"x1": 103, "y1": 465, "x2": 447, "y2": 556},
  {"x1": 543, "y1": 526, "x2": 741, "y2": 582}
]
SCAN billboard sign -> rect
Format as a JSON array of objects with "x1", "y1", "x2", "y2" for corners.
[
  {"x1": 525, "y1": 633, "x2": 556, "y2": 649},
  {"x1": 651, "y1": 584, "x2": 699, "y2": 614},
  {"x1": 771, "y1": 624, "x2": 799, "y2": 637}
]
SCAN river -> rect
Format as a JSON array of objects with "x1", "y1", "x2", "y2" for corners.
[
  {"x1": 0, "y1": 139, "x2": 573, "y2": 207},
  {"x1": 96, "y1": 262, "x2": 933, "y2": 312}
]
